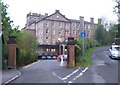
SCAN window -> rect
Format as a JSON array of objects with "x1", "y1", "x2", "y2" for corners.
[
  {"x1": 46, "y1": 21, "x2": 49, "y2": 26},
  {"x1": 84, "y1": 24, "x2": 87, "y2": 28},
  {"x1": 59, "y1": 22, "x2": 62, "y2": 27},
  {"x1": 73, "y1": 29, "x2": 76, "y2": 34},
  {"x1": 46, "y1": 49, "x2": 49, "y2": 52},
  {"x1": 46, "y1": 29, "x2": 49, "y2": 34},
  {"x1": 52, "y1": 22, "x2": 55, "y2": 27},
  {"x1": 59, "y1": 30, "x2": 62, "y2": 35},
  {"x1": 77, "y1": 29, "x2": 80, "y2": 33},
  {"x1": 88, "y1": 25, "x2": 90, "y2": 28},
  {"x1": 65, "y1": 23, "x2": 69, "y2": 28},
  {"x1": 46, "y1": 37, "x2": 48, "y2": 39},
  {"x1": 73, "y1": 23, "x2": 76, "y2": 27},
  {"x1": 53, "y1": 29, "x2": 55, "y2": 34}
]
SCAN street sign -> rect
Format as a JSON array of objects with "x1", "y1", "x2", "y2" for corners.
[
  {"x1": 80, "y1": 32, "x2": 86, "y2": 38},
  {"x1": 79, "y1": 32, "x2": 86, "y2": 58}
]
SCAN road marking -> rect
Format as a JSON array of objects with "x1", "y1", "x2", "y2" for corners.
[
  {"x1": 4, "y1": 71, "x2": 21, "y2": 84},
  {"x1": 53, "y1": 67, "x2": 88, "y2": 83},
  {"x1": 68, "y1": 81, "x2": 73, "y2": 83},
  {"x1": 23, "y1": 60, "x2": 39, "y2": 69},
  {"x1": 82, "y1": 67, "x2": 88, "y2": 73},
  {"x1": 72, "y1": 67, "x2": 88, "y2": 81},
  {"x1": 62, "y1": 67, "x2": 80, "y2": 80},
  {"x1": 53, "y1": 72, "x2": 62, "y2": 80}
]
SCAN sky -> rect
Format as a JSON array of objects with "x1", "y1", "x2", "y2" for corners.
[{"x1": 3, "y1": 0, "x2": 118, "y2": 29}]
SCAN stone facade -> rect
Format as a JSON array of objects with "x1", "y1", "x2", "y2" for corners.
[{"x1": 24, "y1": 10, "x2": 94, "y2": 45}]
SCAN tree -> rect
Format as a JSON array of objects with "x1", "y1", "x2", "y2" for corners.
[
  {"x1": 113, "y1": 0, "x2": 120, "y2": 38},
  {"x1": 1, "y1": 1, "x2": 38, "y2": 67},
  {"x1": 95, "y1": 25, "x2": 105, "y2": 45},
  {"x1": 0, "y1": 2, "x2": 13, "y2": 45}
]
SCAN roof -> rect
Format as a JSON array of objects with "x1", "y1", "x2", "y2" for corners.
[
  {"x1": 70, "y1": 19, "x2": 91, "y2": 24},
  {"x1": 36, "y1": 10, "x2": 70, "y2": 23},
  {"x1": 28, "y1": 10, "x2": 91, "y2": 26}
]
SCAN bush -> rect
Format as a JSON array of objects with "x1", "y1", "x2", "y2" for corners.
[
  {"x1": 75, "y1": 38, "x2": 96, "y2": 67},
  {"x1": 15, "y1": 32, "x2": 38, "y2": 67},
  {"x1": 75, "y1": 47, "x2": 95, "y2": 67},
  {"x1": 75, "y1": 38, "x2": 82, "y2": 57},
  {"x1": 17, "y1": 49, "x2": 37, "y2": 67}
]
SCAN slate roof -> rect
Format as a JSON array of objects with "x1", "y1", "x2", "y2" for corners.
[
  {"x1": 70, "y1": 19, "x2": 91, "y2": 24},
  {"x1": 27, "y1": 10, "x2": 91, "y2": 26}
]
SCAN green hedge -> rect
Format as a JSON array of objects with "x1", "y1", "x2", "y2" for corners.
[{"x1": 16, "y1": 49, "x2": 37, "y2": 67}]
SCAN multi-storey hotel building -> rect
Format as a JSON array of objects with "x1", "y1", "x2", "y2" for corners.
[
  {"x1": 23, "y1": 10, "x2": 95, "y2": 55},
  {"x1": 24, "y1": 10, "x2": 94, "y2": 45}
]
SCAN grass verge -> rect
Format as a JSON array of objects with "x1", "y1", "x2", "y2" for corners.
[{"x1": 75, "y1": 47, "x2": 96, "y2": 67}]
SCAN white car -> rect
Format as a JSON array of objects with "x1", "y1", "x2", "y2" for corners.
[{"x1": 109, "y1": 45, "x2": 120, "y2": 60}]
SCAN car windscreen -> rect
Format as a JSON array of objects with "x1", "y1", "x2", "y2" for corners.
[{"x1": 112, "y1": 47, "x2": 120, "y2": 51}]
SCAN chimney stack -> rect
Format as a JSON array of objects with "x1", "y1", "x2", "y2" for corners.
[
  {"x1": 90, "y1": 17, "x2": 94, "y2": 25},
  {"x1": 55, "y1": 10, "x2": 60, "y2": 13},
  {"x1": 98, "y1": 18, "x2": 102, "y2": 25},
  {"x1": 79, "y1": 16, "x2": 84, "y2": 31},
  {"x1": 45, "y1": 13, "x2": 48, "y2": 16}
]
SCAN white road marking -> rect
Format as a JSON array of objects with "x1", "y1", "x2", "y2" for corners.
[
  {"x1": 68, "y1": 81, "x2": 73, "y2": 83},
  {"x1": 23, "y1": 60, "x2": 39, "y2": 69},
  {"x1": 62, "y1": 67, "x2": 80, "y2": 80},
  {"x1": 72, "y1": 67, "x2": 88, "y2": 81},
  {"x1": 53, "y1": 72, "x2": 62, "y2": 80},
  {"x1": 82, "y1": 67, "x2": 88, "y2": 73},
  {"x1": 53, "y1": 67, "x2": 88, "y2": 83},
  {"x1": 4, "y1": 71, "x2": 21, "y2": 84}
]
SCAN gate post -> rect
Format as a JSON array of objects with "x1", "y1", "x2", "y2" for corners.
[
  {"x1": 67, "y1": 37, "x2": 75, "y2": 67},
  {"x1": 7, "y1": 36, "x2": 17, "y2": 69}
]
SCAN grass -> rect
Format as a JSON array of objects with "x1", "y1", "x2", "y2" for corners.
[{"x1": 75, "y1": 47, "x2": 96, "y2": 67}]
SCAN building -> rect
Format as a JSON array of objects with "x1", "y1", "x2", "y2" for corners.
[
  {"x1": 24, "y1": 10, "x2": 94, "y2": 45},
  {"x1": 23, "y1": 10, "x2": 95, "y2": 55}
]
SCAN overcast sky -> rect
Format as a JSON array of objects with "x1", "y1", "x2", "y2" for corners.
[{"x1": 3, "y1": 0, "x2": 118, "y2": 28}]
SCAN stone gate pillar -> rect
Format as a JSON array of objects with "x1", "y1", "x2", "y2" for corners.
[
  {"x1": 67, "y1": 37, "x2": 75, "y2": 67},
  {"x1": 7, "y1": 36, "x2": 16, "y2": 68}
]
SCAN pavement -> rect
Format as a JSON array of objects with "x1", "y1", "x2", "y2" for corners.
[{"x1": 1, "y1": 68, "x2": 21, "y2": 85}]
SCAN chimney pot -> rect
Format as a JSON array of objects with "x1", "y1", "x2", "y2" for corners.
[
  {"x1": 55, "y1": 10, "x2": 60, "y2": 13},
  {"x1": 98, "y1": 18, "x2": 102, "y2": 25},
  {"x1": 90, "y1": 17, "x2": 94, "y2": 24},
  {"x1": 45, "y1": 13, "x2": 48, "y2": 16}
]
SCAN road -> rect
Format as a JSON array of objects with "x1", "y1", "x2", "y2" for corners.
[{"x1": 9, "y1": 46, "x2": 119, "y2": 84}]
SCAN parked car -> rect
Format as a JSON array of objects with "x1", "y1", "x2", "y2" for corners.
[
  {"x1": 41, "y1": 55, "x2": 47, "y2": 60},
  {"x1": 52, "y1": 56, "x2": 57, "y2": 60},
  {"x1": 109, "y1": 45, "x2": 120, "y2": 60},
  {"x1": 47, "y1": 55, "x2": 52, "y2": 60}
]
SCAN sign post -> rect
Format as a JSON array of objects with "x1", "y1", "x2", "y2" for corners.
[{"x1": 80, "y1": 32, "x2": 86, "y2": 57}]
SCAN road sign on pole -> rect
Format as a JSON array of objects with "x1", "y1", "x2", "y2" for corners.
[
  {"x1": 80, "y1": 32, "x2": 86, "y2": 57},
  {"x1": 80, "y1": 32, "x2": 86, "y2": 38}
]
